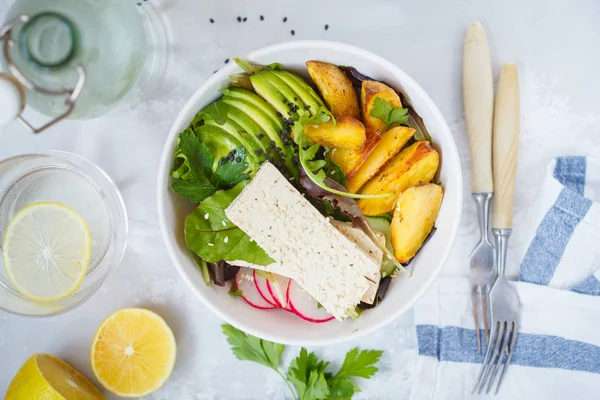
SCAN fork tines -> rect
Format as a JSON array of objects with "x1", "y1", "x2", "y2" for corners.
[{"x1": 472, "y1": 320, "x2": 518, "y2": 395}]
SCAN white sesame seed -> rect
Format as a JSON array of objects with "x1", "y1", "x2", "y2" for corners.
[
  {"x1": 208, "y1": 243, "x2": 214, "y2": 246},
  {"x1": 325, "y1": 217, "x2": 330, "y2": 223},
  {"x1": 204, "y1": 213, "x2": 210, "y2": 220},
  {"x1": 224, "y1": 236, "x2": 229, "y2": 243},
  {"x1": 250, "y1": 238, "x2": 255, "y2": 243},
  {"x1": 222, "y1": 221, "x2": 227, "y2": 227}
]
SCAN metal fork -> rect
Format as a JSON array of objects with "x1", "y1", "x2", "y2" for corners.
[
  {"x1": 463, "y1": 21, "x2": 496, "y2": 353},
  {"x1": 473, "y1": 63, "x2": 521, "y2": 395}
]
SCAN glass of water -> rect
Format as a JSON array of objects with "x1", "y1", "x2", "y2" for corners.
[{"x1": 0, "y1": 151, "x2": 127, "y2": 316}]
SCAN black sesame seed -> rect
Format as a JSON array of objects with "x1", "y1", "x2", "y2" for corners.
[
  {"x1": 243, "y1": 17, "x2": 247, "y2": 22},
  {"x1": 306, "y1": 105, "x2": 311, "y2": 109},
  {"x1": 287, "y1": 111, "x2": 292, "y2": 116},
  {"x1": 283, "y1": 17, "x2": 288, "y2": 22},
  {"x1": 276, "y1": 111, "x2": 282, "y2": 117},
  {"x1": 293, "y1": 156, "x2": 300, "y2": 164},
  {"x1": 270, "y1": 140, "x2": 276, "y2": 146},
  {"x1": 224, "y1": 58, "x2": 229, "y2": 64},
  {"x1": 236, "y1": 157, "x2": 242, "y2": 163},
  {"x1": 258, "y1": 133, "x2": 265, "y2": 139},
  {"x1": 210, "y1": 18, "x2": 214, "y2": 23},
  {"x1": 237, "y1": 16, "x2": 242, "y2": 22},
  {"x1": 213, "y1": 70, "x2": 218, "y2": 74},
  {"x1": 293, "y1": 97, "x2": 298, "y2": 101},
  {"x1": 325, "y1": 24, "x2": 329, "y2": 30},
  {"x1": 260, "y1": 15, "x2": 264, "y2": 21},
  {"x1": 220, "y1": 159, "x2": 226, "y2": 165},
  {"x1": 282, "y1": 98, "x2": 288, "y2": 104},
  {"x1": 255, "y1": 149, "x2": 263, "y2": 156},
  {"x1": 291, "y1": 30, "x2": 295, "y2": 36},
  {"x1": 323, "y1": 167, "x2": 329, "y2": 172}
]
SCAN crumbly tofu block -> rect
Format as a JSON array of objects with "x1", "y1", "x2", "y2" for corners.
[
  {"x1": 232, "y1": 223, "x2": 384, "y2": 304},
  {"x1": 226, "y1": 163, "x2": 379, "y2": 320},
  {"x1": 331, "y1": 221, "x2": 383, "y2": 304}
]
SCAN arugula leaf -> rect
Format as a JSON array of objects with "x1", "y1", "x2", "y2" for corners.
[
  {"x1": 369, "y1": 97, "x2": 408, "y2": 128},
  {"x1": 213, "y1": 147, "x2": 250, "y2": 189},
  {"x1": 288, "y1": 349, "x2": 330, "y2": 400},
  {"x1": 185, "y1": 183, "x2": 274, "y2": 265}
]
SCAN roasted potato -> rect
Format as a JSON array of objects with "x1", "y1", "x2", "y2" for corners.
[
  {"x1": 307, "y1": 61, "x2": 360, "y2": 119},
  {"x1": 304, "y1": 116, "x2": 366, "y2": 150},
  {"x1": 390, "y1": 184, "x2": 443, "y2": 263},
  {"x1": 357, "y1": 141, "x2": 439, "y2": 216},
  {"x1": 330, "y1": 128, "x2": 380, "y2": 176},
  {"x1": 361, "y1": 81, "x2": 403, "y2": 133},
  {"x1": 347, "y1": 126, "x2": 415, "y2": 193}
]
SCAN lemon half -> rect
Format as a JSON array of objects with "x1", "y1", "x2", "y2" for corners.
[
  {"x1": 2, "y1": 202, "x2": 91, "y2": 302},
  {"x1": 91, "y1": 308, "x2": 177, "y2": 397},
  {"x1": 6, "y1": 353, "x2": 104, "y2": 400}
]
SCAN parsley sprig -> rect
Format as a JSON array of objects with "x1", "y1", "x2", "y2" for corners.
[
  {"x1": 171, "y1": 129, "x2": 250, "y2": 203},
  {"x1": 369, "y1": 97, "x2": 409, "y2": 128},
  {"x1": 222, "y1": 324, "x2": 383, "y2": 400}
]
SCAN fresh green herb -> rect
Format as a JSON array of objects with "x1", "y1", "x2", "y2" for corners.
[
  {"x1": 369, "y1": 97, "x2": 409, "y2": 128},
  {"x1": 287, "y1": 349, "x2": 330, "y2": 400},
  {"x1": 185, "y1": 182, "x2": 274, "y2": 265},
  {"x1": 171, "y1": 130, "x2": 250, "y2": 203},
  {"x1": 194, "y1": 254, "x2": 211, "y2": 286},
  {"x1": 317, "y1": 302, "x2": 323, "y2": 309},
  {"x1": 222, "y1": 324, "x2": 383, "y2": 400},
  {"x1": 229, "y1": 285, "x2": 243, "y2": 297}
]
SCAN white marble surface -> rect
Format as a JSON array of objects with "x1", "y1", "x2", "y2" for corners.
[{"x1": 2, "y1": 0, "x2": 600, "y2": 398}]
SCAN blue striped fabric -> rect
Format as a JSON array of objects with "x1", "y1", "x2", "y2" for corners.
[
  {"x1": 519, "y1": 188, "x2": 592, "y2": 284},
  {"x1": 416, "y1": 325, "x2": 600, "y2": 374},
  {"x1": 553, "y1": 156, "x2": 587, "y2": 195},
  {"x1": 572, "y1": 274, "x2": 600, "y2": 296}
]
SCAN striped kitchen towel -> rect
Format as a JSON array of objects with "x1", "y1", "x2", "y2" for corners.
[{"x1": 409, "y1": 156, "x2": 600, "y2": 400}]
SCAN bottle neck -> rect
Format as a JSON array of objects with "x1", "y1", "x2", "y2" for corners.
[{"x1": 19, "y1": 12, "x2": 76, "y2": 69}]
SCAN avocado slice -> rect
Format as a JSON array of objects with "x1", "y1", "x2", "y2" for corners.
[
  {"x1": 221, "y1": 88, "x2": 285, "y2": 131},
  {"x1": 226, "y1": 105, "x2": 287, "y2": 169},
  {"x1": 249, "y1": 73, "x2": 298, "y2": 120},
  {"x1": 203, "y1": 119, "x2": 262, "y2": 164},
  {"x1": 223, "y1": 95, "x2": 296, "y2": 175},
  {"x1": 194, "y1": 124, "x2": 240, "y2": 170},
  {"x1": 258, "y1": 70, "x2": 307, "y2": 119},
  {"x1": 275, "y1": 71, "x2": 325, "y2": 116}
]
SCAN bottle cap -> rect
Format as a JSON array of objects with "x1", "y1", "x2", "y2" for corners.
[{"x1": 0, "y1": 73, "x2": 24, "y2": 126}]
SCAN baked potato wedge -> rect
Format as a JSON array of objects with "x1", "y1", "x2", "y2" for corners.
[
  {"x1": 390, "y1": 183, "x2": 443, "y2": 264},
  {"x1": 357, "y1": 141, "x2": 439, "y2": 216},
  {"x1": 304, "y1": 116, "x2": 366, "y2": 150},
  {"x1": 307, "y1": 61, "x2": 360, "y2": 119},
  {"x1": 361, "y1": 81, "x2": 403, "y2": 133},
  {"x1": 347, "y1": 126, "x2": 415, "y2": 193},
  {"x1": 330, "y1": 128, "x2": 380, "y2": 176}
]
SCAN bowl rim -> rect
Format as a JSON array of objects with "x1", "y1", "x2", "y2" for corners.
[{"x1": 157, "y1": 40, "x2": 463, "y2": 346}]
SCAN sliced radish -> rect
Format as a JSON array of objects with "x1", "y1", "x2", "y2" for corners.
[
  {"x1": 266, "y1": 274, "x2": 291, "y2": 309},
  {"x1": 235, "y1": 268, "x2": 276, "y2": 310},
  {"x1": 253, "y1": 270, "x2": 278, "y2": 307},
  {"x1": 287, "y1": 280, "x2": 334, "y2": 323}
]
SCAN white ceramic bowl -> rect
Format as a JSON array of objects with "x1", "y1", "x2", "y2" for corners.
[{"x1": 157, "y1": 41, "x2": 462, "y2": 346}]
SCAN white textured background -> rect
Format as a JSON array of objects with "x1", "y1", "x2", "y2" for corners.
[{"x1": 2, "y1": 0, "x2": 600, "y2": 398}]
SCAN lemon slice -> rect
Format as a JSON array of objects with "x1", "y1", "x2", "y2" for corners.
[
  {"x1": 6, "y1": 353, "x2": 104, "y2": 400},
  {"x1": 2, "y1": 202, "x2": 91, "y2": 302},
  {"x1": 91, "y1": 308, "x2": 177, "y2": 397}
]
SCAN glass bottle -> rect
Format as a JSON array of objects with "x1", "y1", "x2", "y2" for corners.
[{"x1": 0, "y1": 0, "x2": 167, "y2": 132}]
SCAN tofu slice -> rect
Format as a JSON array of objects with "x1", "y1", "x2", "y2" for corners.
[
  {"x1": 226, "y1": 163, "x2": 379, "y2": 320},
  {"x1": 232, "y1": 223, "x2": 384, "y2": 304},
  {"x1": 330, "y1": 221, "x2": 383, "y2": 304}
]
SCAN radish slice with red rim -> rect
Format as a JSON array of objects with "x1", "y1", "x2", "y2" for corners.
[
  {"x1": 266, "y1": 274, "x2": 291, "y2": 309},
  {"x1": 235, "y1": 268, "x2": 276, "y2": 310},
  {"x1": 253, "y1": 270, "x2": 278, "y2": 307},
  {"x1": 287, "y1": 280, "x2": 334, "y2": 323}
]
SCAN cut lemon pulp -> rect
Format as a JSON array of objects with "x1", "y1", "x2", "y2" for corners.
[
  {"x1": 91, "y1": 308, "x2": 177, "y2": 397},
  {"x1": 2, "y1": 202, "x2": 91, "y2": 302},
  {"x1": 6, "y1": 353, "x2": 104, "y2": 400}
]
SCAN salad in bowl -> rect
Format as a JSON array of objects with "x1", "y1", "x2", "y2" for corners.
[{"x1": 158, "y1": 41, "x2": 461, "y2": 345}]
